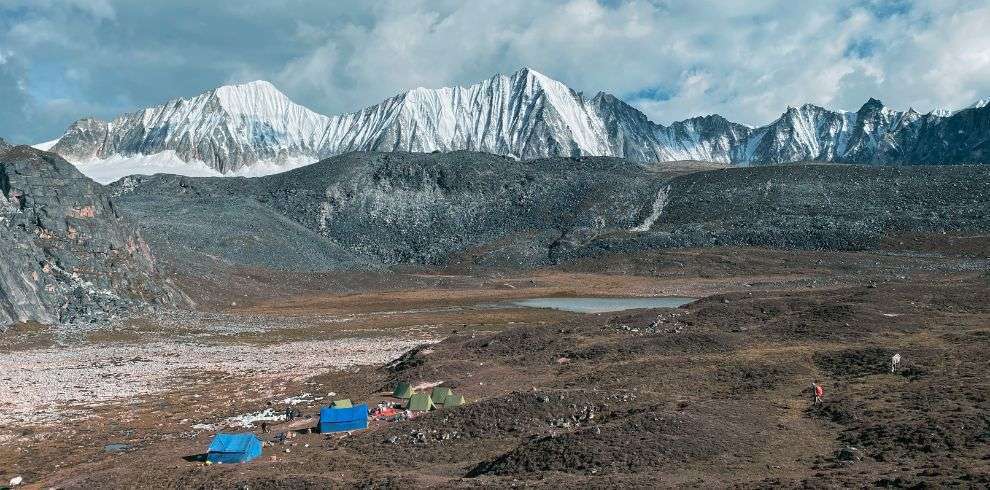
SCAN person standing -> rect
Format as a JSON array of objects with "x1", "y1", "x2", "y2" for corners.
[{"x1": 812, "y1": 381, "x2": 824, "y2": 404}]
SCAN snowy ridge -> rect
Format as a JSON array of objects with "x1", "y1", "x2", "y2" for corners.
[
  {"x1": 40, "y1": 69, "x2": 990, "y2": 180},
  {"x1": 50, "y1": 80, "x2": 331, "y2": 174},
  {"x1": 318, "y1": 68, "x2": 614, "y2": 158}
]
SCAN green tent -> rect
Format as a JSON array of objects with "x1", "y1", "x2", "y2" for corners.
[
  {"x1": 393, "y1": 382, "x2": 415, "y2": 399},
  {"x1": 406, "y1": 393, "x2": 435, "y2": 412},
  {"x1": 431, "y1": 387, "x2": 453, "y2": 404},
  {"x1": 332, "y1": 399, "x2": 352, "y2": 408},
  {"x1": 443, "y1": 394, "x2": 466, "y2": 408}
]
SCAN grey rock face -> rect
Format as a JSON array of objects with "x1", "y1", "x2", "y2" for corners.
[
  {"x1": 107, "y1": 173, "x2": 373, "y2": 273},
  {"x1": 0, "y1": 146, "x2": 184, "y2": 327},
  {"x1": 570, "y1": 163, "x2": 990, "y2": 259},
  {"x1": 905, "y1": 105, "x2": 990, "y2": 164},
  {"x1": 108, "y1": 152, "x2": 990, "y2": 272},
  {"x1": 110, "y1": 151, "x2": 660, "y2": 269},
  {"x1": 51, "y1": 118, "x2": 110, "y2": 161}
]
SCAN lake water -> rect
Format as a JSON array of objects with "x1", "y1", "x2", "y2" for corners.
[
  {"x1": 104, "y1": 443, "x2": 132, "y2": 453},
  {"x1": 511, "y1": 297, "x2": 696, "y2": 313}
]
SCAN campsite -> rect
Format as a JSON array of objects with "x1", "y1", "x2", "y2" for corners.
[
  {"x1": 1, "y1": 246, "x2": 987, "y2": 487},
  {"x1": 3, "y1": 1, "x2": 990, "y2": 486}
]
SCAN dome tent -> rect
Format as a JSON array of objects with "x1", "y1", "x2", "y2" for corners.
[{"x1": 206, "y1": 433, "x2": 263, "y2": 464}]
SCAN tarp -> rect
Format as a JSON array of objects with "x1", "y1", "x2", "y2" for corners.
[
  {"x1": 372, "y1": 407, "x2": 401, "y2": 419},
  {"x1": 406, "y1": 393, "x2": 435, "y2": 412},
  {"x1": 206, "y1": 433, "x2": 263, "y2": 464},
  {"x1": 320, "y1": 404, "x2": 369, "y2": 433},
  {"x1": 430, "y1": 387, "x2": 452, "y2": 404},
  {"x1": 443, "y1": 394, "x2": 466, "y2": 408},
  {"x1": 393, "y1": 382, "x2": 414, "y2": 399},
  {"x1": 332, "y1": 399, "x2": 352, "y2": 408}
]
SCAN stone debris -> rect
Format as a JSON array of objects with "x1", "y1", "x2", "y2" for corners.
[{"x1": 0, "y1": 312, "x2": 439, "y2": 425}]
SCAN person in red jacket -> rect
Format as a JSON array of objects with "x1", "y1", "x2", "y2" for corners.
[{"x1": 812, "y1": 381, "x2": 824, "y2": 404}]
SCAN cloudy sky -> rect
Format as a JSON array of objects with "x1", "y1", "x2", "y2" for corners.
[{"x1": 1, "y1": 0, "x2": 988, "y2": 143}]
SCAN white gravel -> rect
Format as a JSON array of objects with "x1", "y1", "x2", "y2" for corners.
[
  {"x1": 224, "y1": 408, "x2": 287, "y2": 428},
  {"x1": 0, "y1": 335, "x2": 436, "y2": 426}
]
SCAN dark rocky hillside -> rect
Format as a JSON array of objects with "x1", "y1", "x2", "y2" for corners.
[
  {"x1": 565, "y1": 163, "x2": 990, "y2": 259},
  {"x1": 906, "y1": 105, "x2": 990, "y2": 164},
  {"x1": 109, "y1": 152, "x2": 990, "y2": 273},
  {"x1": 0, "y1": 146, "x2": 184, "y2": 327},
  {"x1": 110, "y1": 152, "x2": 664, "y2": 270}
]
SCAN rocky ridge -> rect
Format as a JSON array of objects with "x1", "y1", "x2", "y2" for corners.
[
  {"x1": 108, "y1": 152, "x2": 990, "y2": 272},
  {"x1": 0, "y1": 145, "x2": 184, "y2": 327}
]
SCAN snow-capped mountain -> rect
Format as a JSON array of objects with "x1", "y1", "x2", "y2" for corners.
[
  {"x1": 51, "y1": 80, "x2": 330, "y2": 174},
  {"x1": 41, "y1": 68, "x2": 990, "y2": 182},
  {"x1": 319, "y1": 68, "x2": 616, "y2": 159},
  {"x1": 962, "y1": 98, "x2": 989, "y2": 111}
]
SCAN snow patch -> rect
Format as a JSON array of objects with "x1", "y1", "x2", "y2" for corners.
[
  {"x1": 629, "y1": 185, "x2": 671, "y2": 232},
  {"x1": 282, "y1": 393, "x2": 322, "y2": 405},
  {"x1": 32, "y1": 139, "x2": 59, "y2": 151},
  {"x1": 68, "y1": 151, "x2": 319, "y2": 184},
  {"x1": 224, "y1": 408, "x2": 286, "y2": 428}
]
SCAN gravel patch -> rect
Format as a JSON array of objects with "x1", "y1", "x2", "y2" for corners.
[{"x1": 0, "y1": 335, "x2": 436, "y2": 426}]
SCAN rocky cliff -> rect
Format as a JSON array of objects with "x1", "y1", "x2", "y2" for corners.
[{"x1": 0, "y1": 145, "x2": 184, "y2": 327}]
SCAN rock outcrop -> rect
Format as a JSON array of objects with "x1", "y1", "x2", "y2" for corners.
[{"x1": 0, "y1": 145, "x2": 183, "y2": 327}]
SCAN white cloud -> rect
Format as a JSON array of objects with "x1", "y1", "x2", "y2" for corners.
[
  {"x1": 268, "y1": 0, "x2": 990, "y2": 126},
  {"x1": 1, "y1": 0, "x2": 989, "y2": 140}
]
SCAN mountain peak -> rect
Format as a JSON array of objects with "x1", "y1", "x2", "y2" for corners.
[
  {"x1": 512, "y1": 66, "x2": 547, "y2": 78},
  {"x1": 969, "y1": 97, "x2": 990, "y2": 109},
  {"x1": 211, "y1": 80, "x2": 299, "y2": 117},
  {"x1": 508, "y1": 67, "x2": 571, "y2": 93},
  {"x1": 39, "y1": 68, "x2": 990, "y2": 181},
  {"x1": 221, "y1": 79, "x2": 279, "y2": 90},
  {"x1": 858, "y1": 97, "x2": 885, "y2": 112},
  {"x1": 212, "y1": 80, "x2": 285, "y2": 100}
]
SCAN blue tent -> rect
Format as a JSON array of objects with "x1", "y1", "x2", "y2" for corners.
[
  {"x1": 319, "y1": 403, "x2": 369, "y2": 433},
  {"x1": 206, "y1": 433, "x2": 263, "y2": 464}
]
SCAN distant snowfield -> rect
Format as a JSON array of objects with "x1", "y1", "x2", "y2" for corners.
[
  {"x1": 32, "y1": 139, "x2": 58, "y2": 151},
  {"x1": 68, "y1": 151, "x2": 320, "y2": 184}
]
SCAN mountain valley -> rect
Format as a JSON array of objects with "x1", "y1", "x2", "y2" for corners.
[{"x1": 2, "y1": 72, "x2": 989, "y2": 490}]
